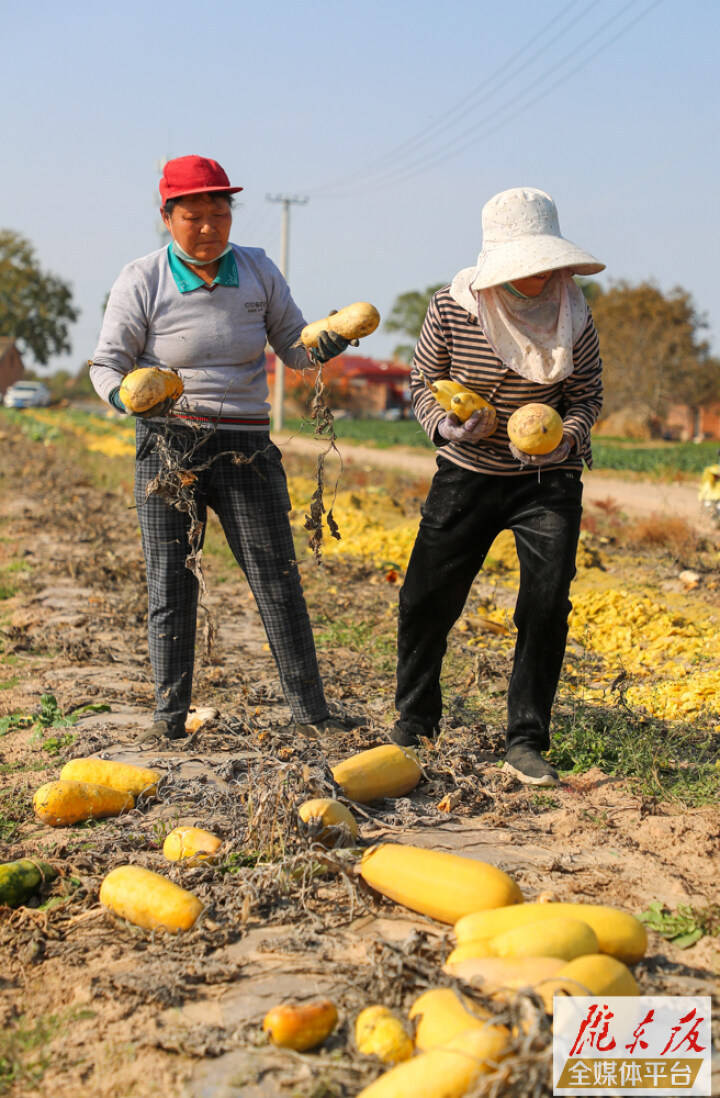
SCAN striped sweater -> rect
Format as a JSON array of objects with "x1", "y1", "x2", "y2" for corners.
[{"x1": 412, "y1": 286, "x2": 603, "y2": 475}]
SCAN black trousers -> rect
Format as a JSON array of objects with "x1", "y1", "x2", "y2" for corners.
[{"x1": 395, "y1": 458, "x2": 583, "y2": 751}]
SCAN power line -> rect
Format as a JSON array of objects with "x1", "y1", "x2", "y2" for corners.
[
  {"x1": 306, "y1": 0, "x2": 590, "y2": 195},
  {"x1": 306, "y1": 0, "x2": 662, "y2": 198}
]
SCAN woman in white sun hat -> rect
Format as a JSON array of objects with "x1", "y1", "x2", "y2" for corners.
[{"x1": 391, "y1": 186, "x2": 605, "y2": 787}]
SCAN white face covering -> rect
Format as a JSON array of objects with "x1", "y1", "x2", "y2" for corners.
[
  {"x1": 476, "y1": 270, "x2": 588, "y2": 384},
  {"x1": 171, "y1": 239, "x2": 233, "y2": 266}
]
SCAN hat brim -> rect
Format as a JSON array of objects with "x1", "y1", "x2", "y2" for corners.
[
  {"x1": 161, "y1": 184, "x2": 244, "y2": 203},
  {"x1": 470, "y1": 234, "x2": 604, "y2": 291}
]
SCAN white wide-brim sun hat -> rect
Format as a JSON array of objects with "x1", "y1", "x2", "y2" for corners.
[{"x1": 469, "y1": 187, "x2": 605, "y2": 291}]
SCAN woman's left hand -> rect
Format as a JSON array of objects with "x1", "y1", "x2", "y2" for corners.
[{"x1": 509, "y1": 433, "x2": 574, "y2": 467}]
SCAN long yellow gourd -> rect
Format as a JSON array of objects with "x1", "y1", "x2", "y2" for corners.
[
  {"x1": 33, "y1": 780, "x2": 133, "y2": 826},
  {"x1": 60, "y1": 758, "x2": 161, "y2": 798},
  {"x1": 360, "y1": 843, "x2": 522, "y2": 924},
  {"x1": 454, "y1": 902, "x2": 647, "y2": 964},
  {"x1": 541, "y1": 954, "x2": 639, "y2": 1011},
  {"x1": 444, "y1": 955, "x2": 566, "y2": 992},
  {"x1": 332, "y1": 745, "x2": 421, "y2": 804},
  {"x1": 300, "y1": 302, "x2": 380, "y2": 349},
  {"x1": 100, "y1": 865, "x2": 203, "y2": 933},
  {"x1": 408, "y1": 988, "x2": 508, "y2": 1053},
  {"x1": 490, "y1": 917, "x2": 599, "y2": 962},
  {"x1": 356, "y1": 1026, "x2": 508, "y2": 1098}
]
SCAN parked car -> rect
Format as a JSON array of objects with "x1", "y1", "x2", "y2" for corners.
[{"x1": 3, "y1": 381, "x2": 52, "y2": 409}]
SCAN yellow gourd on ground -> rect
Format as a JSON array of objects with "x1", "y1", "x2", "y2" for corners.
[
  {"x1": 356, "y1": 1026, "x2": 508, "y2": 1098},
  {"x1": 454, "y1": 902, "x2": 647, "y2": 965},
  {"x1": 262, "y1": 999, "x2": 338, "y2": 1051},
  {"x1": 360, "y1": 843, "x2": 522, "y2": 924},
  {"x1": 100, "y1": 865, "x2": 203, "y2": 933},
  {"x1": 33, "y1": 780, "x2": 133, "y2": 826},
  {"x1": 408, "y1": 988, "x2": 508, "y2": 1053},
  {"x1": 444, "y1": 955, "x2": 566, "y2": 996},
  {"x1": 298, "y1": 798, "x2": 359, "y2": 845},
  {"x1": 300, "y1": 303, "x2": 380, "y2": 349},
  {"x1": 119, "y1": 367, "x2": 183, "y2": 413},
  {"x1": 331, "y1": 745, "x2": 421, "y2": 804},
  {"x1": 355, "y1": 1006, "x2": 413, "y2": 1063},
  {"x1": 162, "y1": 825, "x2": 222, "y2": 862},
  {"x1": 540, "y1": 954, "x2": 639, "y2": 1012},
  {"x1": 507, "y1": 403, "x2": 563, "y2": 455},
  {"x1": 60, "y1": 758, "x2": 161, "y2": 798},
  {"x1": 445, "y1": 940, "x2": 496, "y2": 966},
  {"x1": 490, "y1": 917, "x2": 599, "y2": 962}
]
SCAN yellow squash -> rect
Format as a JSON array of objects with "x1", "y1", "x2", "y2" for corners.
[
  {"x1": 454, "y1": 902, "x2": 647, "y2": 965},
  {"x1": 300, "y1": 302, "x2": 380, "y2": 349},
  {"x1": 540, "y1": 954, "x2": 639, "y2": 1012},
  {"x1": 298, "y1": 798, "x2": 359, "y2": 845},
  {"x1": 331, "y1": 744, "x2": 421, "y2": 804},
  {"x1": 507, "y1": 403, "x2": 563, "y2": 455},
  {"x1": 356, "y1": 1025, "x2": 508, "y2": 1098},
  {"x1": 33, "y1": 780, "x2": 133, "y2": 826},
  {"x1": 263, "y1": 999, "x2": 338, "y2": 1051},
  {"x1": 360, "y1": 843, "x2": 522, "y2": 924},
  {"x1": 355, "y1": 1005, "x2": 413, "y2": 1063},
  {"x1": 408, "y1": 988, "x2": 508, "y2": 1053},
  {"x1": 443, "y1": 956, "x2": 566, "y2": 998},
  {"x1": 100, "y1": 865, "x2": 203, "y2": 933},
  {"x1": 118, "y1": 367, "x2": 184, "y2": 413},
  {"x1": 490, "y1": 916, "x2": 599, "y2": 962},
  {"x1": 422, "y1": 372, "x2": 496, "y2": 427},
  {"x1": 162, "y1": 825, "x2": 222, "y2": 862},
  {"x1": 60, "y1": 758, "x2": 161, "y2": 798}
]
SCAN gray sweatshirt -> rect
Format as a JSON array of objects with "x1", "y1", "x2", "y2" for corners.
[{"x1": 90, "y1": 244, "x2": 311, "y2": 425}]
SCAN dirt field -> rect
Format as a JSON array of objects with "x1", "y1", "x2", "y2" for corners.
[{"x1": 0, "y1": 412, "x2": 718, "y2": 1097}]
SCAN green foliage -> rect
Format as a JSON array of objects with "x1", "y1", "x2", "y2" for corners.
[
  {"x1": 548, "y1": 701, "x2": 719, "y2": 805},
  {"x1": 384, "y1": 284, "x2": 445, "y2": 361},
  {"x1": 591, "y1": 439, "x2": 718, "y2": 476},
  {"x1": 0, "y1": 230, "x2": 79, "y2": 365},
  {"x1": 639, "y1": 901, "x2": 720, "y2": 949},
  {"x1": 284, "y1": 416, "x2": 433, "y2": 450},
  {"x1": 590, "y1": 280, "x2": 720, "y2": 418}
]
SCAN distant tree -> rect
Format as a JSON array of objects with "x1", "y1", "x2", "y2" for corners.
[
  {"x1": 0, "y1": 230, "x2": 79, "y2": 365},
  {"x1": 590, "y1": 281, "x2": 719, "y2": 420},
  {"x1": 385, "y1": 284, "x2": 445, "y2": 361}
]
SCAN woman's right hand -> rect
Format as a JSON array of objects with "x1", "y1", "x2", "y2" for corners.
[
  {"x1": 438, "y1": 409, "x2": 495, "y2": 443},
  {"x1": 131, "y1": 397, "x2": 175, "y2": 418}
]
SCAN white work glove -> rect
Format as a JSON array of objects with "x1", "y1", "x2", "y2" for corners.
[
  {"x1": 438, "y1": 409, "x2": 496, "y2": 444},
  {"x1": 509, "y1": 434, "x2": 574, "y2": 467}
]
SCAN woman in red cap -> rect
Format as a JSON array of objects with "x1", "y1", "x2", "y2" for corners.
[{"x1": 90, "y1": 155, "x2": 354, "y2": 744}]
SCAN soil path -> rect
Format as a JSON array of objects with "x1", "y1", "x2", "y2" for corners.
[{"x1": 277, "y1": 433, "x2": 719, "y2": 536}]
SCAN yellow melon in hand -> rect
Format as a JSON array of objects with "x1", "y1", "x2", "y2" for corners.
[{"x1": 507, "y1": 403, "x2": 563, "y2": 455}]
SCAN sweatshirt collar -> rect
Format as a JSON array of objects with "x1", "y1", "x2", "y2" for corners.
[{"x1": 166, "y1": 244, "x2": 239, "y2": 293}]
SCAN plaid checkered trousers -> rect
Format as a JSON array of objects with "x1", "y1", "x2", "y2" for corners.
[{"x1": 133, "y1": 420, "x2": 328, "y2": 731}]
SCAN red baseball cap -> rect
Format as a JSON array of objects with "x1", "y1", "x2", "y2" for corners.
[{"x1": 159, "y1": 155, "x2": 243, "y2": 204}]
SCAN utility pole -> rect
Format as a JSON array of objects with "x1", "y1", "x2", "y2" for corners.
[{"x1": 266, "y1": 194, "x2": 309, "y2": 431}]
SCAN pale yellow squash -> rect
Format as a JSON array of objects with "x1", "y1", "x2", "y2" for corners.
[
  {"x1": 490, "y1": 916, "x2": 599, "y2": 962},
  {"x1": 331, "y1": 744, "x2": 421, "y2": 804},
  {"x1": 539, "y1": 954, "x2": 639, "y2": 1013},
  {"x1": 298, "y1": 798, "x2": 359, "y2": 844},
  {"x1": 119, "y1": 367, "x2": 183, "y2": 413},
  {"x1": 444, "y1": 956, "x2": 566, "y2": 996},
  {"x1": 356, "y1": 1025, "x2": 509, "y2": 1098},
  {"x1": 355, "y1": 1006, "x2": 413, "y2": 1063},
  {"x1": 100, "y1": 865, "x2": 203, "y2": 933},
  {"x1": 507, "y1": 403, "x2": 563, "y2": 454},
  {"x1": 300, "y1": 303, "x2": 380, "y2": 349},
  {"x1": 360, "y1": 843, "x2": 522, "y2": 924},
  {"x1": 34, "y1": 780, "x2": 133, "y2": 827},
  {"x1": 162, "y1": 825, "x2": 222, "y2": 862},
  {"x1": 60, "y1": 758, "x2": 161, "y2": 798},
  {"x1": 454, "y1": 902, "x2": 647, "y2": 965},
  {"x1": 408, "y1": 987, "x2": 507, "y2": 1053}
]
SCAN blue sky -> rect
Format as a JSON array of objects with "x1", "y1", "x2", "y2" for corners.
[{"x1": 3, "y1": 0, "x2": 718, "y2": 371}]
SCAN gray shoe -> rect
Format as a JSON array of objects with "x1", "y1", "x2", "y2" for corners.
[
  {"x1": 136, "y1": 719, "x2": 187, "y2": 746},
  {"x1": 294, "y1": 715, "x2": 360, "y2": 739},
  {"x1": 503, "y1": 744, "x2": 559, "y2": 786}
]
